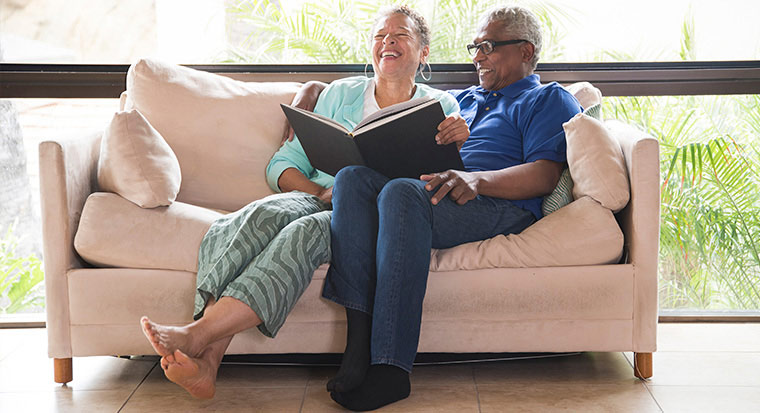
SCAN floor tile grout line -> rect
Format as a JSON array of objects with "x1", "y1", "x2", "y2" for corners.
[
  {"x1": 117, "y1": 359, "x2": 158, "y2": 413},
  {"x1": 472, "y1": 364, "x2": 482, "y2": 413},
  {"x1": 621, "y1": 351, "x2": 634, "y2": 368},
  {"x1": 622, "y1": 352, "x2": 664, "y2": 412},
  {"x1": 299, "y1": 372, "x2": 311, "y2": 413},
  {"x1": 641, "y1": 380, "x2": 665, "y2": 412}
]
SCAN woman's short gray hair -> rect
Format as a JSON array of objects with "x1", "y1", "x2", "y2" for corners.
[
  {"x1": 373, "y1": 5, "x2": 430, "y2": 49},
  {"x1": 480, "y1": 6, "x2": 543, "y2": 69}
]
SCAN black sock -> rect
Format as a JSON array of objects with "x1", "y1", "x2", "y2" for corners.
[
  {"x1": 330, "y1": 364, "x2": 411, "y2": 411},
  {"x1": 327, "y1": 308, "x2": 371, "y2": 392}
]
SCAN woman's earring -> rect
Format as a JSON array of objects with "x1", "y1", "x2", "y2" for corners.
[
  {"x1": 364, "y1": 63, "x2": 372, "y2": 78},
  {"x1": 419, "y1": 61, "x2": 432, "y2": 81}
]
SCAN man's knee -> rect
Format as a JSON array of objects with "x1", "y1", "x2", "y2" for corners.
[
  {"x1": 378, "y1": 179, "x2": 430, "y2": 210},
  {"x1": 334, "y1": 165, "x2": 372, "y2": 189}
]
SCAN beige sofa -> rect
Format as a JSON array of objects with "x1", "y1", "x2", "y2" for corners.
[{"x1": 40, "y1": 59, "x2": 659, "y2": 385}]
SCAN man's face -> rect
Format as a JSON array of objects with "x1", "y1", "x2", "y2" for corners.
[{"x1": 472, "y1": 21, "x2": 534, "y2": 91}]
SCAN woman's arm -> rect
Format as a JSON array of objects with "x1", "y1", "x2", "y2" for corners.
[{"x1": 278, "y1": 167, "x2": 332, "y2": 204}]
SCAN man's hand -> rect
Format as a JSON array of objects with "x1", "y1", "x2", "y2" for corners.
[
  {"x1": 316, "y1": 186, "x2": 333, "y2": 205},
  {"x1": 282, "y1": 81, "x2": 328, "y2": 144},
  {"x1": 420, "y1": 170, "x2": 480, "y2": 205},
  {"x1": 435, "y1": 113, "x2": 469, "y2": 150}
]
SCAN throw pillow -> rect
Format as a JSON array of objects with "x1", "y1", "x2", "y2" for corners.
[
  {"x1": 97, "y1": 109, "x2": 181, "y2": 208},
  {"x1": 541, "y1": 168, "x2": 574, "y2": 216},
  {"x1": 126, "y1": 58, "x2": 301, "y2": 212},
  {"x1": 584, "y1": 103, "x2": 602, "y2": 120},
  {"x1": 565, "y1": 81, "x2": 602, "y2": 109},
  {"x1": 430, "y1": 196, "x2": 624, "y2": 270},
  {"x1": 564, "y1": 113, "x2": 630, "y2": 212}
]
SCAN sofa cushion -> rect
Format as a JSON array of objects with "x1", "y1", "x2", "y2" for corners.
[
  {"x1": 565, "y1": 81, "x2": 602, "y2": 109},
  {"x1": 564, "y1": 113, "x2": 630, "y2": 212},
  {"x1": 430, "y1": 196, "x2": 623, "y2": 271},
  {"x1": 97, "y1": 110, "x2": 181, "y2": 208},
  {"x1": 126, "y1": 58, "x2": 301, "y2": 212},
  {"x1": 541, "y1": 168, "x2": 574, "y2": 216},
  {"x1": 74, "y1": 192, "x2": 223, "y2": 272}
]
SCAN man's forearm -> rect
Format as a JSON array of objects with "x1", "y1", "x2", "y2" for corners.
[
  {"x1": 293, "y1": 81, "x2": 328, "y2": 110},
  {"x1": 475, "y1": 160, "x2": 564, "y2": 200}
]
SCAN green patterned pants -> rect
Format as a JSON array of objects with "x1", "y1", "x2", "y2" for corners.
[{"x1": 194, "y1": 191, "x2": 332, "y2": 338}]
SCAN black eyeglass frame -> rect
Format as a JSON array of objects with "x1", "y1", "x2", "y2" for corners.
[{"x1": 466, "y1": 39, "x2": 529, "y2": 56}]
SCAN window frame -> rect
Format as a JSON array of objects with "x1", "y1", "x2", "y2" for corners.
[{"x1": 2, "y1": 61, "x2": 760, "y2": 98}]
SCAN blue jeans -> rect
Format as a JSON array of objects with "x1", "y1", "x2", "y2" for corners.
[{"x1": 321, "y1": 166, "x2": 536, "y2": 372}]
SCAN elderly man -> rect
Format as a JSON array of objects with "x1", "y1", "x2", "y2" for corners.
[{"x1": 296, "y1": 6, "x2": 582, "y2": 411}]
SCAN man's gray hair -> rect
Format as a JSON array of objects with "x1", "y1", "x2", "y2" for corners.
[{"x1": 480, "y1": 6, "x2": 543, "y2": 69}]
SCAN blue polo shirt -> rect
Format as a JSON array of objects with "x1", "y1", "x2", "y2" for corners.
[{"x1": 449, "y1": 74, "x2": 582, "y2": 219}]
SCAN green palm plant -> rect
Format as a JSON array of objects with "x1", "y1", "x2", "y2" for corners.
[
  {"x1": 224, "y1": 0, "x2": 574, "y2": 64},
  {"x1": 606, "y1": 94, "x2": 760, "y2": 309},
  {"x1": 0, "y1": 223, "x2": 45, "y2": 314}
]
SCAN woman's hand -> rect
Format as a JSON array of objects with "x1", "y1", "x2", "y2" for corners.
[
  {"x1": 435, "y1": 113, "x2": 469, "y2": 150},
  {"x1": 282, "y1": 81, "x2": 328, "y2": 144},
  {"x1": 420, "y1": 169, "x2": 480, "y2": 205},
  {"x1": 316, "y1": 186, "x2": 333, "y2": 205}
]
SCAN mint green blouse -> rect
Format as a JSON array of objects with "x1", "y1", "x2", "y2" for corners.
[{"x1": 265, "y1": 76, "x2": 461, "y2": 192}]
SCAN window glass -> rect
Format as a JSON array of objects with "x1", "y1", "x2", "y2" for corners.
[
  {"x1": 1, "y1": 0, "x2": 759, "y2": 64},
  {"x1": 604, "y1": 94, "x2": 760, "y2": 311},
  {"x1": 1, "y1": 99, "x2": 118, "y2": 317}
]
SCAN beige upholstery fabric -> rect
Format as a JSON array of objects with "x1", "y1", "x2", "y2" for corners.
[
  {"x1": 39, "y1": 133, "x2": 102, "y2": 358},
  {"x1": 118, "y1": 91, "x2": 129, "y2": 111},
  {"x1": 431, "y1": 196, "x2": 623, "y2": 271},
  {"x1": 97, "y1": 110, "x2": 181, "y2": 208},
  {"x1": 565, "y1": 81, "x2": 602, "y2": 109},
  {"x1": 41, "y1": 77, "x2": 659, "y2": 363},
  {"x1": 565, "y1": 113, "x2": 630, "y2": 212},
  {"x1": 74, "y1": 192, "x2": 221, "y2": 272},
  {"x1": 126, "y1": 58, "x2": 301, "y2": 211},
  {"x1": 605, "y1": 120, "x2": 661, "y2": 352},
  {"x1": 66, "y1": 263, "x2": 634, "y2": 356}
]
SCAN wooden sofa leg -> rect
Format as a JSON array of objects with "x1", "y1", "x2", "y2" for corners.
[
  {"x1": 54, "y1": 358, "x2": 73, "y2": 384},
  {"x1": 634, "y1": 352, "x2": 652, "y2": 379}
]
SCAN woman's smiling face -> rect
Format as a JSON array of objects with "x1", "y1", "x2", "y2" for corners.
[{"x1": 370, "y1": 13, "x2": 428, "y2": 81}]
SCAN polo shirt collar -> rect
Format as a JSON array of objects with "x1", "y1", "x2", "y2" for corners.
[{"x1": 476, "y1": 74, "x2": 541, "y2": 98}]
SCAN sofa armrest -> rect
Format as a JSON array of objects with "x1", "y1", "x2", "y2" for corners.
[
  {"x1": 39, "y1": 131, "x2": 102, "y2": 358},
  {"x1": 605, "y1": 120, "x2": 660, "y2": 352}
]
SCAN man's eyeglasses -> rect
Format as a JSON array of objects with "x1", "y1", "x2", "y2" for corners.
[{"x1": 466, "y1": 39, "x2": 528, "y2": 56}]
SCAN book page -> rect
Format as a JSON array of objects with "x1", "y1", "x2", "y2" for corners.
[
  {"x1": 354, "y1": 99, "x2": 438, "y2": 135},
  {"x1": 286, "y1": 105, "x2": 349, "y2": 132},
  {"x1": 353, "y1": 96, "x2": 434, "y2": 131}
]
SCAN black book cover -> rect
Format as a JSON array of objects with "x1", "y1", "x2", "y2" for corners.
[{"x1": 280, "y1": 97, "x2": 464, "y2": 179}]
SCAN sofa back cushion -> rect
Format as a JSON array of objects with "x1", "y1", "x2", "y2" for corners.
[
  {"x1": 125, "y1": 58, "x2": 301, "y2": 211},
  {"x1": 564, "y1": 113, "x2": 630, "y2": 212}
]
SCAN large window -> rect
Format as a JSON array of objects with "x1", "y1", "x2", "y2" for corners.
[
  {"x1": 1, "y1": 0, "x2": 759, "y2": 319},
  {"x1": 2, "y1": 0, "x2": 759, "y2": 64}
]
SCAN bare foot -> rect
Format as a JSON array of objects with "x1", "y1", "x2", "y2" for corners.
[
  {"x1": 163, "y1": 349, "x2": 217, "y2": 399},
  {"x1": 140, "y1": 316, "x2": 200, "y2": 357}
]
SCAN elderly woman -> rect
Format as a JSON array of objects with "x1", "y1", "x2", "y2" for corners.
[{"x1": 139, "y1": 5, "x2": 468, "y2": 399}]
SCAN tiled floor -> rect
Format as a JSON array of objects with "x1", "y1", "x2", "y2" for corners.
[{"x1": 1, "y1": 324, "x2": 759, "y2": 412}]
